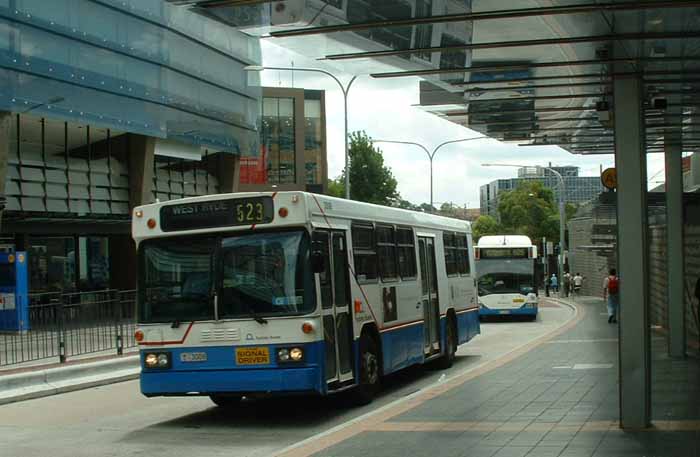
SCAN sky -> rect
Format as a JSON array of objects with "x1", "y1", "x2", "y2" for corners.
[{"x1": 258, "y1": 41, "x2": 668, "y2": 208}]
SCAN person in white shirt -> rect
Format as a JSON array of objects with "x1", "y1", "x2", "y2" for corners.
[{"x1": 573, "y1": 273, "x2": 584, "y2": 295}]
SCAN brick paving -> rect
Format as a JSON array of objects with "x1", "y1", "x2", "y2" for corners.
[{"x1": 306, "y1": 298, "x2": 700, "y2": 457}]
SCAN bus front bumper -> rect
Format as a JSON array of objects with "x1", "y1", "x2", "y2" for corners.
[
  {"x1": 141, "y1": 366, "x2": 324, "y2": 397},
  {"x1": 478, "y1": 305, "x2": 538, "y2": 316}
]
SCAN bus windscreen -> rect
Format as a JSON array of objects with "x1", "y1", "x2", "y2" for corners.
[{"x1": 479, "y1": 248, "x2": 529, "y2": 259}]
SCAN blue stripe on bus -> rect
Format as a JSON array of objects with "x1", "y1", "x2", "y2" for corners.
[
  {"x1": 478, "y1": 306, "x2": 538, "y2": 316},
  {"x1": 455, "y1": 309, "x2": 481, "y2": 345},
  {"x1": 140, "y1": 341, "x2": 325, "y2": 396}
]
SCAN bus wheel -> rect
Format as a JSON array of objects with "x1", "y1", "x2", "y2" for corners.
[
  {"x1": 436, "y1": 316, "x2": 456, "y2": 369},
  {"x1": 352, "y1": 334, "x2": 380, "y2": 405},
  {"x1": 209, "y1": 394, "x2": 242, "y2": 409}
]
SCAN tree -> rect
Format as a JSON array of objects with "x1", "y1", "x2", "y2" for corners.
[
  {"x1": 327, "y1": 178, "x2": 344, "y2": 198},
  {"x1": 394, "y1": 199, "x2": 419, "y2": 210},
  {"x1": 497, "y1": 181, "x2": 560, "y2": 242},
  {"x1": 472, "y1": 215, "x2": 501, "y2": 242},
  {"x1": 337, "y1": 131, "x2": 400, "y2": 205}
]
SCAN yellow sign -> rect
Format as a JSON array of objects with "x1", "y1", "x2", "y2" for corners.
[
  {"x1": 236, "y1": 347, "x2": 270, "y2": 365},
  {"x1": 601, "y1": 167, "x2": 617, "y2": 190}
]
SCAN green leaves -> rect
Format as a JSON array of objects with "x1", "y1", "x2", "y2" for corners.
[
  {"x1": 473, "y1": 215, "x2": 501, "y2": 241},
  {"x1": 334, "y1": 131, "x2": 400, "y2": 206}
]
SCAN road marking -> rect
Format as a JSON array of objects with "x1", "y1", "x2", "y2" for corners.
[
  {"x1": 547, "y1": 338, "x2": 618, "y2": 344},
  {"x1": 572, "y1": 363, "x2": 614, "y2": 370},
  {"x1": 552, "y1": 366, "x2": 572, "y2": 369},
  {"x1": 274, "y1": 301, "x2": 585, "y2": 457}
]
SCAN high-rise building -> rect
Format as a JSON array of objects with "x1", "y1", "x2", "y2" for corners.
[{"x1": 480, "y1": 165, "x2": 604, "y2": 218}]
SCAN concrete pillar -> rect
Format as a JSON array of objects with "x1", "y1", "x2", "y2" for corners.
[
  {"x1": 0, "y1": 112, "x2": 11, "y2": 231},
  {"x1": 665, "y1": 125, "x2": 686, "y2": 358},
  {"x1": 613, "y1": 74, "x2": 651, "y2": 429},
  {"x1": 127, "y1": 134, "x2": 155, "y2": 208},
  {"x1": 218, "y1": 153, "x2": 241, "y2": 194}
]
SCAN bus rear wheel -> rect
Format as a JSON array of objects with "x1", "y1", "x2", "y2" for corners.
[
  {"x1": 435, "y1": 316, "x2": 457, "y2": 369},
  {"x1": 209, "y1": 394, "x2": 242, "y2": 409},
  {"x1": 351, "y1": 334, "x2": 380, "y2": 405}
]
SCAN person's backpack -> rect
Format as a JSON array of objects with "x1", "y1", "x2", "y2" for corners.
[{"x1": 608, "y1": 276, "x2": 619, "y2": 295}]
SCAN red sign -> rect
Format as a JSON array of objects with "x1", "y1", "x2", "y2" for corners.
[{"x1": 239, "y1": 146, "x2": 268, "y2": 184}]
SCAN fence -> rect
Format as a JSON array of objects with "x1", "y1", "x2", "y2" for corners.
[{"x1": 0, "y1": 289, "x2": 137, "y2": 367}]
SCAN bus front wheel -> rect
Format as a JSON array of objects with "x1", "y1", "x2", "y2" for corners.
[
  {"x1": 209, "y1": 394, "x2": 242, "y2": 409},
  {"x1": 352, "y1": 334, "x2": 381, "y2": 405}
]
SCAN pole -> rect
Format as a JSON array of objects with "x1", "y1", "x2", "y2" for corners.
[
  {"x1": 343, "y1": 76, "x2": 358, "y2": 200},
  {"x1": 429, "y1": 156, "x2": 434, "y2": 211}
]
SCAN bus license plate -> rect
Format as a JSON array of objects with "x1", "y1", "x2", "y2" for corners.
[
  {"x1": 180, "y1": 352, "x2": 207, "y2": 362},
  {"x1": 236, "y1": 347, "x2": 270, "y2": 365}
]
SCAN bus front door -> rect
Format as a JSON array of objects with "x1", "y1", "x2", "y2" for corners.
[
  {"x1": 418, "y1": 237, "x2": 440, "y2": 356},
  {"x1": 314, "y1": 230, "x2": 354, "y2": 386}
]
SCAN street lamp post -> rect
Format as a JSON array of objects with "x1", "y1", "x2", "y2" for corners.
[
  {"x1": 482, "y1": 163, "x2": 567, "y2": 282},
  {"x1": 374, "y1": 137, "x2": 487, "y2": 211},
  {"x1": 244, "y1": 65, "x2": 357, "y2": 199}
]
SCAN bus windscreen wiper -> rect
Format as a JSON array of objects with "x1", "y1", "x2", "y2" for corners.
[{"x1": 248, "y1": 305, "x2": 268, "y2": 325}]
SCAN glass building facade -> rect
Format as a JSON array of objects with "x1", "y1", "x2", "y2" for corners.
[
  {"x1": 0, "y1": 0, "x2": 264, "y2": 294},
  {"x1": 480, "y1": 167, "x2": 605, "y2": 218},
  {"x1": 240, "y1": 88, "x2": 327, "y2": 194}
]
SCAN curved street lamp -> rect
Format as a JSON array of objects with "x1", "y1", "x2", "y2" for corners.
[
  {"x1": 374, "y1": 137, "x2": 487, "y2": 211},
  {"x1": 482, "y1": 162, "x2": 567, "y2": 282},
  {"x1": 245, "y1": 65, "x2": 358, "y2": 199}
]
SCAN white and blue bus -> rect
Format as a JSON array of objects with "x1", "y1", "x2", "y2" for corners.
[
  {"x1": 475, "y1": 235, "x2": 539, "y2": 319},
  {"x1": 132, "y1": 191, "x2": 480, "y2": 406}
]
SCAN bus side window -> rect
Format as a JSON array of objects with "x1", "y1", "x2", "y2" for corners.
[
  {"x1": 443, "y1": 233, "x2": 458, "y2": 277},
  {"x1": 397, "y1": 227, "x2": 417, "y2": 280},
  {"x1": 352, "y1": 224, "x2": 378, "y2": 283},
  {"x1": 457, "y1": 234, "x2": 470, "y2": 276},
  {"x1": 376, "y1": 225, "x2": 397, "y2": 282}
]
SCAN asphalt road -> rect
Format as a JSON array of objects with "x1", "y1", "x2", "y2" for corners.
[{"x1": 0, "y1": 302, "x2": 573, "y2": 457}]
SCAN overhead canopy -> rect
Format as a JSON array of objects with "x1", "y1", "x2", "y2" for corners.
[{"x1": 169, "y1": 0, "x2": 700, "y2": 155}]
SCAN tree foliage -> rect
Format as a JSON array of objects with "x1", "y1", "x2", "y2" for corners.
[
  {"x1": 472, "y1": 215, "x2": 501, "y2": 241},
  {"x1": 327, "y1": 178, "x2": 344, "y2": 198},
  {"x1": 497, "y1": 181, "x2": 562, "y2": 243},
  {"x1": 335, "y1": 131, "x2": 399, "y2": 205}
]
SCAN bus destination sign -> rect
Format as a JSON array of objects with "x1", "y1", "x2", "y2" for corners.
[
  {"x1": 160, "y1": 197, "x2": 274, "y2": 232},
  {"x1": 479, "y1": 248, "x2": 529, "y2": 259}
]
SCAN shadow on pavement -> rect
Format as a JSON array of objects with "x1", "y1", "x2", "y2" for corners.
[{"x1": 121, "y1": 354, "x2": 481, "y2": 440}]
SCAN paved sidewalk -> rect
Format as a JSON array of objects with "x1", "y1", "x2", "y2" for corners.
[{"x1": 285, "y1": 297, "x2": 699, "y2": 457}]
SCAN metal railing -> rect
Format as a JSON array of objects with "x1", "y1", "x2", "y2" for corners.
[{"x1": 0, "y1": 289, "x2": 137, "y2": 367}]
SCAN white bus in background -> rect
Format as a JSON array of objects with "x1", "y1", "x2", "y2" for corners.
[
  {"x1": 475, "y1": 235, "x2": 539, "y2": 319},
  {"x1": 132, "y1": 191, "x2": 480, "y2": 407}
]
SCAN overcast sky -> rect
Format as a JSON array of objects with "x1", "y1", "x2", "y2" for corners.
[{"x1": 259, "y1": 41, "x2": 667, "y2": 208}]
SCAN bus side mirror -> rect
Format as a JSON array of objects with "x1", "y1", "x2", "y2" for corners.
[{"x1": 311, "y1": 251, "x2": 325, "y2": 273}]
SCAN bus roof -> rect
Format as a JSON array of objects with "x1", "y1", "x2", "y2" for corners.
[
  {"x1": 477, "y1": 235, "x2": 534, "y2": 248},
  {"x1": 133, "y1": 191, "x2": 471, "y2": 242}
]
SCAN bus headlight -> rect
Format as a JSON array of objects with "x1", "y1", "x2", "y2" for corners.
[
  {"x1": 144, "y1": 353, "x2": 158, "y2": 367},
  {"x1": 277, "y1": 347, "x2": 304, "y2": 363},
  {"x1": 289, "y1": 347, "x2": 303, "y2": 361},
  {"x1": 144, "y1": 352, "x2": 171, "y2": 369}
]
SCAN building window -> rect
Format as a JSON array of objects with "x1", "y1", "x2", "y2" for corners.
[
  {"x1": 152, "y1": 152, "x2": 220, "y2": 202},
  {"x1": 28, "y1": 236, "x2": 76, "y2": 292},
  {"x1": 352, "y1": 224, "x2": 377, "y2": 282},
  {"x1": 396, "y1": 227, "x2": 417, "y2": 279},
  {"x1": 376, "y1": 225, "x2": 397, "y2": 281},
  {"x1": 262, "y1": 97, "x2": 296, "y2": 184},
  {"x1": 4, "y1": 114, "x2": 130, "y2": 215},
  {"x1": 304, "y1": 98, "x2": 323, "y2": 186}
]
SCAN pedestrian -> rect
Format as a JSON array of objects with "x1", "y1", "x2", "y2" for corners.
[
  {"x1": 550, "y1": 274, "x2": 558, "y2": 294},
  {"x1": 545, "y1": 275, "x2": 551, "y2": 297},
  {"x1": 603, "y1": 268, "x2": 620, "y2": 323},
  {"x1": 563, "y1": 272, "x2": 572, "y2": 297},
  {"x1": 573, "y1": 272, "x2": 584, "y2": 296}
]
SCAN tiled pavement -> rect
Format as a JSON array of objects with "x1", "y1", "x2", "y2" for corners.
[{"x1": 304, "y1": 298, "x2": 700, "y2": 457}]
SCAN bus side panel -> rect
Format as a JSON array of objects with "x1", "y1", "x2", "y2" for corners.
[
  {"x1": 380, "y1": 323, "x2": 425, "y2": 375},
  {"x1": 455, "y1": 309, "x2": 480, "y2": 345}
]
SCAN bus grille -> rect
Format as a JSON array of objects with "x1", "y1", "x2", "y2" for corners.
[{"x1": 200, "y1": 328, "x2": 241, "y2": 342}]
